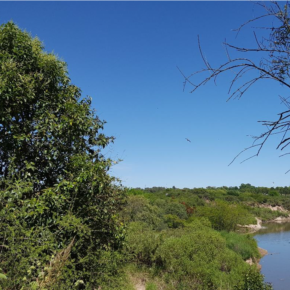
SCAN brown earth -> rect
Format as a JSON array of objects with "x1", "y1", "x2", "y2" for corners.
[{"x1": 246, "y1": 247, "x2": 268, "y2": 270}]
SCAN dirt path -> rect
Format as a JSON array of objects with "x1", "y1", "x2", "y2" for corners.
[
  {"x1": 129, "y1": 273, "x2": 147, "y2": 290},
  {"x1": 134, "y1": 280, "x2": 146, "y2": 290}
]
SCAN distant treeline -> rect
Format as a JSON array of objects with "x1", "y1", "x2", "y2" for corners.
[
  {"x1": 141, "y1": 184, "x2": 290, "y2": 195},
  {"x1": 132, "y1": 184, "x2": 290, "y2": 211}
]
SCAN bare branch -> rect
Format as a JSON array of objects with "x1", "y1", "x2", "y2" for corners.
[
  {"x1": 179, "y1": 1, "x2": 290, "y2": 166},
  {"x1": 228, "y1": 144, "x2": 262, "y2": 166}
]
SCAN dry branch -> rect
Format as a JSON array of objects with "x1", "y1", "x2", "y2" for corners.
[{"x1": 180, "y1": 1, "x2": 290, "y2": 168}]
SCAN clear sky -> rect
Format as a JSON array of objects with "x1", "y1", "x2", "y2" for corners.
[{"x1": 1, "y1": 1, "x2": 290, "y2": 189}]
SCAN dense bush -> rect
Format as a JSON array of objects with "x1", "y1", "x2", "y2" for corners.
[
  {"x1": 121, "y1": 196, "x2": 166, "y2": 230},
  {"x1": 124, "y1": 218, "x2": 271, "y2": 290},
  {"x1": 236, "y1": 267, "x2": 273, "y2": 290},
  {"x1": 125, "y1": 222, "x2": 163, "y2": 266},
  {"x1": 163, "y1": 202, "x2": 188, "y2": 219},
  {"x1": 164, "y1": 214, "x2": 185, "y2": 228},
  {"x1": 221, "y1": 231, "x2": 260, "y2": 260},
  {"x1": 196, "y1": 200, "x2": 255, "y2": 231},
  {"x1": 153, "y1": 222, "x2": 248, "y2": 289},
  {"x1": 0, "y1": 22, "x2": 125, "y2": 289}
]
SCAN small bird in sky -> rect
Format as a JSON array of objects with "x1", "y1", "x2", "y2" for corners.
[{"x1": 185, "y1": 138, "x2": 191, "y2": 143}]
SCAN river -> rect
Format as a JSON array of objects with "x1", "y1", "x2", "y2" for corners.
[{"x1": 255, "y1": 222, "x2": 290, "y2": 290}]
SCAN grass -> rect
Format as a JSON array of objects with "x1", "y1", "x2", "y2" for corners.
[
  {"x1": 220, "y1": 231, "x2": 260, "y2": 260},
  {"x1": 247, "y1": 206, "x2": 289, "y2": 221}
]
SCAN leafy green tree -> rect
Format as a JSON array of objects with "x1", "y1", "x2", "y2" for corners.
[
  {"x1": 269, "y1": 190, "x2": 279, "y2": 197},
  {"x1": 0, "y1": 22, "x2": 125, "y2": 289},
  {"x1": 0, "y1": 22, "x2": 111, "y2": 192},
  {"x1": 164, "y1": 202, "x2": 188, "y2": 219},
  {"x1": 121, "y1": 196, "x2": 166, "y2": 230},
  {"x1": 164, "y1": 214, "x2": 185, "y2": 228}
]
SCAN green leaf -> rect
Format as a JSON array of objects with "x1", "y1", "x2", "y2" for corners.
[{"x1": 0, "y1": 273, "x2": 7, "y2": 280}]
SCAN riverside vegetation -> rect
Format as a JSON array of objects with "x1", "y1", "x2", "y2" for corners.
[
  {"x1": 121, "y1": 185, "x2": 290, "y2": 290},
  {"x1": 0, "y1": 21, "x2": 288, "y2": 289},
  {"x1": 0, "y1": 22, "x2": 126, "y2": 289}
]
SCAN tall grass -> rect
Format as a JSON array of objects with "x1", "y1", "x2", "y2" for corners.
[{"x1": 220, "y1": 231, "x2": 260, "y2": 260}]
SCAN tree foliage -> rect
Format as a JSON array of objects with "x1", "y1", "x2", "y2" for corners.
[
  {"x1": 0, "y1": 21, "x2": 111, "y2": 191},
  {"x1": 0, "y1": 22, "x2": 125, "y2": 289},
  {"x1": 196, "y1": 200, "x2": 254, "y2": 231}
]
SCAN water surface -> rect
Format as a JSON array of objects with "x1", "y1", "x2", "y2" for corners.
[{"x1": 255, "y1": 222, "x2": 290, "y2": 290}]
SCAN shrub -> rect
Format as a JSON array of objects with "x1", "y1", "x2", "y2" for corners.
[
  {"x1": 221, "y1": 231, "x2": 260, "y2": 260},
  {"x1": 164, "y1": 214, "x2": 185, "y2": 228},
  {"x1": 0, "y1": 22, "x2": 125, "y2": 289},
  {"x1": 164, "y1": 202, "x2": 188, "y2": 219},
  {"x1": 121, "y1": 196, "x2": 166, "y2": 230},
  {"x1": 196, "y1": 200, "x2": 255, "y2": 231},
  {"x1": 125, "y1": 222, "x2": 163, "y2": 266},
  {"x1": 236, "y1": 267, "x2": 273, "y2": 290},
  {"x1": 154, "y1": 221, "x2": 249, "y2": 289}
]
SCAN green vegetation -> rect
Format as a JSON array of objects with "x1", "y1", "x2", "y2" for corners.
[
  {"x1": 0, "y1": 22, "x2": 125, "y2": 289},
  {"x1": 196, "y1": 200, "x2": 255, "y2": 231},
  {"x1": 220, "y1": 232, "x2": 260, "y2": 260},
  {"x1": 0, "y1": 21, "x2": 285, "y2": 289},
  {"x1": 120, "y1": 185, "x2": 289, "y2": 289}
]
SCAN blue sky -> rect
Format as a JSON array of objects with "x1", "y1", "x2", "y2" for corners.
[{"x1": 1, "y1": 1, "x2": 290, "y2": 188}]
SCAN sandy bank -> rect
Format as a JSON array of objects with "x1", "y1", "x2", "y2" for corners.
[
  {"x1": 238, "y1": 217, "x2": 262, "y2": 233},
  {"x1": 257, "y1": 204, "x2": 288, "y2": 212},
  {"x1": 271, "y1": 216, "x2": 290, "y2": 223},
  {"x1": 246, "y1": 247, "x2": 268, "y2": 270}
]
